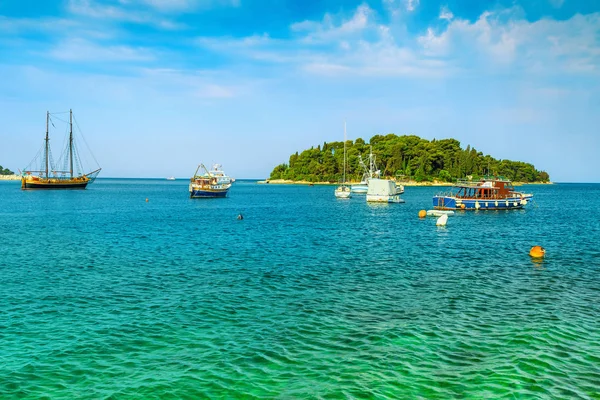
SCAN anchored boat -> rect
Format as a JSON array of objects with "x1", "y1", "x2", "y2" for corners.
[
  {"x1": 366, "y1": 179, "x2": 404, "y2": 203},
  {"x1": 21, "y1": 109, "x2": 101, "y2": 190},
  {"x1": 189, "y1": 164, "x2": 233, "y2": 198},
  {"x1": 335, "y1": 122, "x2": 351, "y2": 199},
  {"x1": 351, "y1": 147, "x2": 378, "y2": 194},
  {"x1": 433, "y1": 176, "x2": 533, "y2": 210}
]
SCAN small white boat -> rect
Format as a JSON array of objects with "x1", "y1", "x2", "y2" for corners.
[
  {"x1": 166, "y1": 176, "x2": 176, "y2": 181},
  {"x1": 366, "y1": 179, "x2": 404, "y2": 203},
  {"x1": 426, "y1": 210, "x2": 455, "y2": 217},
  {"x1": 351, "y1": 183, "x2": 368, "y2": 194},
  {"x1": 335, "y1": 185, "x2": 351, "y2": 199},
  {"x1": 335, "y1": 122, "x2": 352, "y2": 199}
]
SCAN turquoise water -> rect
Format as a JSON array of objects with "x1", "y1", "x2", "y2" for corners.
[{"x1": 1, "y1": 179, "x2": 599, "y2": 399}]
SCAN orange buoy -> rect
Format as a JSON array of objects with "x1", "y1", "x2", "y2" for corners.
[
  {"x1": 145, "y1": 198, "x2": 149, "y2": 202},
  {"x1": 418, "y1": 210, "x2": 426, "y2": 218},
  {"x1": 460, "y1": 204, "x2": 466, "y2": 210},
  {"x1": 529, "y1": 246, "x2": 546, "y2": 258}
]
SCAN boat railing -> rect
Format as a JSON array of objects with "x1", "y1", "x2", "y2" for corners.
[{"x1": 454, "y1": 179, "x2": 481, "y2": 187}]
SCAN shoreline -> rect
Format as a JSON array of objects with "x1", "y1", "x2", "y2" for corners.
[
  {"x1": 257, "y1": 179, "x2": 553, "y2": 186},
  {"x1": 0, "y1": 175, "x2": 20, "y2": 181}
]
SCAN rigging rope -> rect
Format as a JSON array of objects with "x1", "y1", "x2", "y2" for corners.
[{"x1": 72, "y1": 114, "x2": 101, "y2": 169}]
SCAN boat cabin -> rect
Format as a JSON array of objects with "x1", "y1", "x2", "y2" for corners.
[{"x1": 454, "y1": 179, "x2": 515, "y2": 200}]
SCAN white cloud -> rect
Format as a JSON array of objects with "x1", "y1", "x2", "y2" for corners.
[
  {"x1": 67, "y1": 0, "x2": 186, "y2": 29},
  {"x1": 291, "y1": 4, "x2": 372, "y2": 43},
  {"x1": 418, "y1": 10, "x2": 600, "y2": 72},
  {"x1": 48, "y1": 38, "x2": 155, "y2": 62},
  {"x1": 439, "y1": 6, "x2": 453, "y2": 21},
  {"x1": 136, "y1": 0, "x2": 240, "y2": 12},
  {"x1": 406, "y1": 0, "x2": 419, "y2": 12}
]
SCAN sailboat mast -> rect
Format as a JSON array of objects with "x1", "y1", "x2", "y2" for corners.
[
  {"x1": 69, "y1": 109, "x2": 73, "y2": 178},
  {"x1": 45, "y1": 111, "x2": 49, "y2": 178},
  {"x1": 343, "y1": 121, "x2": 347, "y2": 184}
]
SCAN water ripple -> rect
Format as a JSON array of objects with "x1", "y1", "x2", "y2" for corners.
[{"x1": 1, "y1": 181, "x2": 599, "y2": 398}]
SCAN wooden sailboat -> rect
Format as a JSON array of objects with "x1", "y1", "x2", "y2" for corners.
[
  {"x1": 335, "y1": 121, "x2": 351, "y2": 199},
  {"x1": 21, "y1": 109, "x2": 101, "y2": 190}
]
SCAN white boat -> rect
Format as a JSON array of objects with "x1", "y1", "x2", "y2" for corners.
[
  {"x1": 167, "y1": 176, "x2": 176, "y2": 181},
  {"x1": 426, "y1": 210, "x2": 455, "y2": 217},
  {"x1": 335, "y1": 121, "x2": 351, "y2": 199},
  {"x1": 366, "y1": 178, "x2": 404, "y2": 203},
  {"x1": 351, "y1": 147, "x2": 379, "y2": 194}
]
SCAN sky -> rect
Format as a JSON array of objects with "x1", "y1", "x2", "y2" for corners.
[{"x1": 0, "y1": 0, "x2": 599, "y2": 181}]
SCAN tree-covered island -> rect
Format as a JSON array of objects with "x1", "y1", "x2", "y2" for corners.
[
  {"x1": 0, "y1": 165, "x2": 15, "y2": 175},
  {"x1": 269, "y1": 134, "x2": 550, "y2": 183}
]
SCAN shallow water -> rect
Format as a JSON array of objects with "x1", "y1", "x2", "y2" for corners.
[{"x1": 1, "y1": 180, "x2": 599, "y2": 399}]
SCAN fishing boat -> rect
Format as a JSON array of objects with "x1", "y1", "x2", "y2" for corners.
[
  {"x1": 21, "y1": 109, "x2": 101, "y2": 190},
  {"x1": 335, "y1": 122, "x2": 351, "y2": 199},
  {"x1": 351, "y1": 147, "x2": 379, "y2": 194},
  {"x1": 366, "y1": 179, "x2": 404, "y2": 203},
  {"x1": 433, "y1": 176, "x2": 533, "y2": 210},
  {"x1": 189, "y1": 163, "x2": 233, "y2": 198}
]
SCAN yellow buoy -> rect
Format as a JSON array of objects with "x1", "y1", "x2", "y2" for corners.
[
  {"x1": 460, "y1": 204, "x2": 466, "y2": 210},
  {"x1": 145, "y1": 198, "x2": 149, "y2": 202},
  {"x1": 529, "y1": 246, "x2": 546, "y2": 258},
  {"x1": 418, "y1": 210, "x2": 426, "y2": 218}
]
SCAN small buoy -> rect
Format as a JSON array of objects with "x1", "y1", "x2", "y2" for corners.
[
  {"x1": 460, "y1": 204, "x2": 466, "y2": 210},
  {"x1": 436, "y1": 214, "x2": 448, "y2": 226},
  {"x1": 418, "y1": 210, "x2": 426, "y2": 218},
  {"x1": 237, "y1": 213, "x2": 244, "y2": 220},
  {"x1": 529, "y1": 246, "x2": 546, "y2": 258},
  {"x1": 475, "y1": 201, "x2": 480, "y2": 210},
  {"x1": 145, "y1": 198, "x2": 149, "y2": 202}
]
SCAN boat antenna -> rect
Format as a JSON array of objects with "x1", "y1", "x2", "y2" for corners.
[
  {"x1": 69, "y1": 109, "x2": 74, "y2": 178},
  {"x1": 45, "y1": 111, "x2": 49, "y2": 178}
]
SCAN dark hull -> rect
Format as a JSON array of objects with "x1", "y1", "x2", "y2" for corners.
[
  {"x1": 23, "y1": 181, "x2": 88, "y2": 190},
  {"x1": 190, "y1": 189, "x2": 228, "y2": 198}
]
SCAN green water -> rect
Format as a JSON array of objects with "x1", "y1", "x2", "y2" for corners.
[{"x1": 0, "y1": 180, "x2": 599, "y2": 399}]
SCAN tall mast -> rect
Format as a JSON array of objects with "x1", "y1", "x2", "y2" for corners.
[
  {"x1": 369, "y1": 146, "x2": 374, "y2": 178},
  {"x1": 69, "y1": 109, "x2": 73, "y2": 178},
  {"x1": 343, "y1": 121, "x2": 347, "y2": 184},
  {"x1": 45, "y1": 111, "x2": 49, "y2": 178}
]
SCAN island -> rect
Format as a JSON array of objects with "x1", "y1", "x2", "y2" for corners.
[
  {"x1": 268, "y1": 135, "x2": 550, "y2": 184},
  {"x1": 0, "y1": 165, "x2": 19, "y2": 180}
]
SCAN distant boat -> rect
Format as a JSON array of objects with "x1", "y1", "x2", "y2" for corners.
[
  {"x1": 366, "y1": 178, "x2": 404, "y2": 203},
  {"x1": 21, "y1": 109, "x2": 101, "y2": 190},
  {"x1": 335, "y1": 121, "x2": 351, "y2": 199},
  {"x1": 351, "y1": 147, "x2": 379, "y2": 194},
  {"x1": 167, "y1": 176, "x2": 176, "y2": 181},
  {"x1": 189, "y1": 163, "x2": 233, "y2": 198},
  {"x1": 433, "y1": 176, "x2": 533, "y2": 210}
]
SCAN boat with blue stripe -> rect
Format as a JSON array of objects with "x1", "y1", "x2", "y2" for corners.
[
  {"x1": 433, "y1": 176, "x2": 533, "y2": 211},
  {"x1": 189, "y1": 163, "x2": 233, "y2": 198}
]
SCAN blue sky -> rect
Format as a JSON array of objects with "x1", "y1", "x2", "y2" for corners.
[{"x1": 0, "y1": 0, "x2": 598, "y2": 181}]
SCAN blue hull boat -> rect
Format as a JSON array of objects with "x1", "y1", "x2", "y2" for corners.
[
  {"x1": 433, "y1": 177, "x2": 533, "y2": 210},
  {"x1": 189, "y1": 163, "x2": 233, "y2": 199}
]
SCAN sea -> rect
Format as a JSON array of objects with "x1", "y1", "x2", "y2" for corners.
[{"x1": 0, "y1": 179, "x2": 599, "y2": 399}]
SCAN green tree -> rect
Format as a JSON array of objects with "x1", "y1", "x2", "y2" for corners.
[{"x1": 269, "y1": 134, "x2": 549, "y2": 183}]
